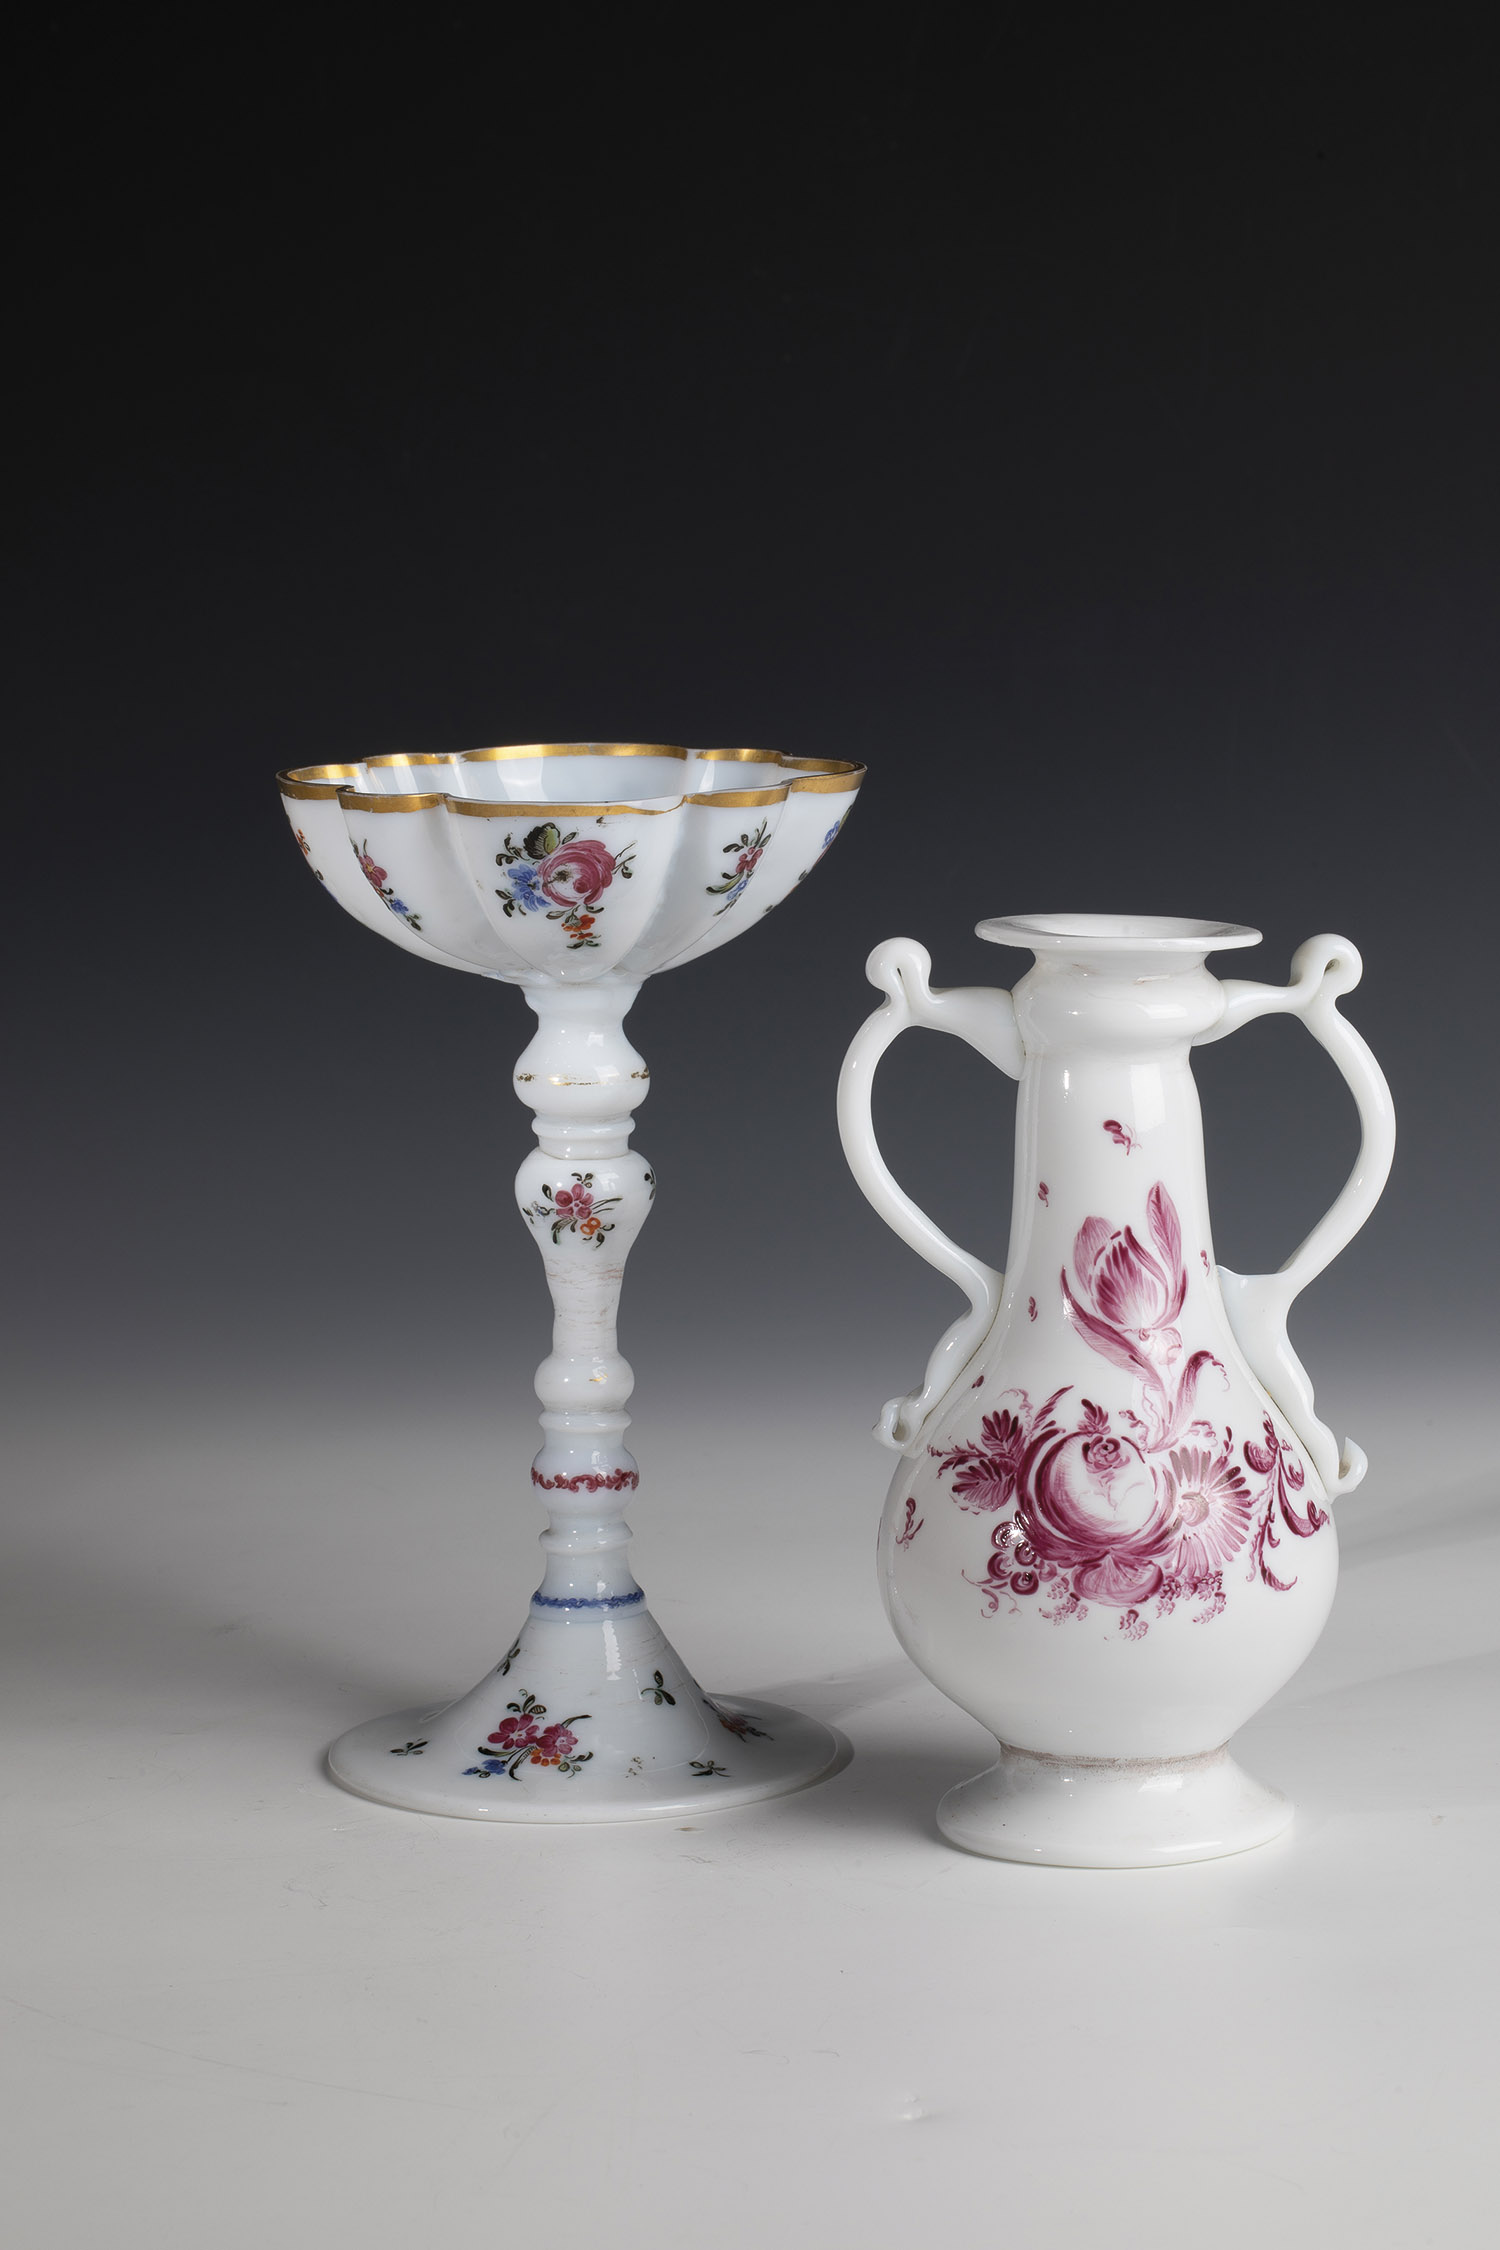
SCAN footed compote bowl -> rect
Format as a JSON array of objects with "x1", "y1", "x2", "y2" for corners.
[{"x1": 278, "y1": 743, "x2": 864, "y2": 1820}]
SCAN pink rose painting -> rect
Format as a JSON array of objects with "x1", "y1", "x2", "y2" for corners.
[
  {"x1": 521, "y1": 1168, "x2": 622, "y2": 1249},
  {"x1": 930, "y1": 1180, "x2": 1328, "y2": 1637},
  {"x1": 465, "y1": 1691, "x2": 593, "y2": 1779},
  {"x1": 494, "y1": 820, "x2": 635, "y2": 949},
  {"x1": 707, "y1": 818, "x2": 770, "y2": 914},
  {"x1": 536, "y1": 835, "x2": 617, "y2": 908},
  {"x1": 352, "y1": 837, "x2": 422, "y2": 931},
  {"x1": 1026, "y1": 1403, "x2": 1179, "y2": 1606}
]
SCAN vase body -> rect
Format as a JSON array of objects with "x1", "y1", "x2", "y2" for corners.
[{"x1": 840, "y1": 914, "x2": 1395, "y2": 1866}]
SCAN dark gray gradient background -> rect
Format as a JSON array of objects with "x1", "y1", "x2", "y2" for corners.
[{"x1": 7, "y1": 22, "x2": 1496, "y2": 1508}]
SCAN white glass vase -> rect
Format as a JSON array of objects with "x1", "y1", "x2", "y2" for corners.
[{"x1": 839, "y1": 914, "x2": 1394, "y2": 1867}]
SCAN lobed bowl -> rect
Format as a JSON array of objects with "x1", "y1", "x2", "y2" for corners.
[{"x1": 278, "y1": 742, "x2": 865, "y2": 982}]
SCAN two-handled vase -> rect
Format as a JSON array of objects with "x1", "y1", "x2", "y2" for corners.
[{"x1": 839, "y1": 914, "x2": 1395, "y2": 1867}]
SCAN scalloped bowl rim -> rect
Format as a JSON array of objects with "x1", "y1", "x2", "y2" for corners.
[{"x1": 278, "y1": 743, "x2": 865, "y2": 812}]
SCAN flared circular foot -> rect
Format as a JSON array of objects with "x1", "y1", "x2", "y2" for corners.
[
  {"x1": 936, "y1": 1741, "x2": 1292, "y2": 1867},
  {"x1": 329, "y1": 1695, "x2": 848, "y2": 1823}
]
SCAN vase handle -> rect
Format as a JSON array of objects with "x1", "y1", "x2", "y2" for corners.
[
  {"x1": 1195, "y1": 934, "x2": 1396, "y2": 1498},
  {"x1": 838, "y1": 938, "x2": 1022, "y2": 1454}
]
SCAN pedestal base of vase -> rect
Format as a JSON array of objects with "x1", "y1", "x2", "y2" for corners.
[
  {"x1": 936, "y1": 1742, "x2": 1292, "y2": 1868},
  {"x1": 326, "y1": 1601, "x2": 848, "y2": 1823}
]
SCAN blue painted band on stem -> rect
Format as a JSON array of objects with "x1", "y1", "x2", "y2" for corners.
[{"x1": 531, "y1": 1588, "x2": 646, "y2": 1611}]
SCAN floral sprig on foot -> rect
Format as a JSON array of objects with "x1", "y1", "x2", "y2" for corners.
[
  {"x1": 494, "y1": 821, "x2": 634, "y2": 949},
  {"x1": 690, "y1": 1759, "x2": 729, "y2": 1778},
  {"x1": 707, "y1": 819, "x2": 769, "y2": 913},
  {"x1": 705, "y1": 1697, "x2": 772, "y2": 1740},
  {"x1": 521, "y1": 1171, "x2": 621, "y2": 1246},
  {"x1": 465, "y1": 1690, "x2": 593, "y2": 1779},
  {"x1": 354, "y1": 838, "x2": 421, "y2": 929}
]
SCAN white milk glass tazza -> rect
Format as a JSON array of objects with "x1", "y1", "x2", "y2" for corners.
[{"x1": 279, "y1": 742, "x2": 864, "y2": 1820}]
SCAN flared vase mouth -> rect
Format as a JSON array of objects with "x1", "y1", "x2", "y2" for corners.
[{"x1": 977, "y1": 912, "x2": 1262, "y2": 955}]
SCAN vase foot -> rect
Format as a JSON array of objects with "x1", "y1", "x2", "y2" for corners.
[{"x1": 935, "y1": 1741, "x2": 1292, "y2": 1868}]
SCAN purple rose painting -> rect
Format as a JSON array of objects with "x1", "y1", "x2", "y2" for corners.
[{"x1": 929, "y1": 1181, "x2": 1328, "y2": 1637}]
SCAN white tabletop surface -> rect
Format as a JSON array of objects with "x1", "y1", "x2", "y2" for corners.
[{"x1": 3, "y1": 1365, "x2": 1495, "y2": 2249}]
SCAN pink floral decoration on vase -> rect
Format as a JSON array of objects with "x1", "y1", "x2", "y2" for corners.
[{"x1": 930, "y1": 1181, "x2": 1328, "y2": 1637}]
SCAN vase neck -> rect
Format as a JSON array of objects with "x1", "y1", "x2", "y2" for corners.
[
  {"x1": 1006, "y1": 1033, "x2": 1217, "y2": 1307},
  {"x1": 1012, "y1": 954, "x2": 1227, "y2": 1057}
]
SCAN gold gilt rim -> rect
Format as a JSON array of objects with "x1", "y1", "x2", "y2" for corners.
[
  {"x1": 364, "y1": 751, "x2": 468, "y2": 768},
  {"x1": 463, "y1": 742, "x2": 688, "y2": 763},
  {"x1": 688, "y1": 787, "x2": 788, "y2": 809},
  {"x1": 693, "y1": 746, "x2": 785, "y2": 764},
  {"x1": 277, "y1": 762, "x2": 362, "y2": 801},
  {"x1": 444, "y1": 796, "x2": 678, "y2": 819},
  {"x1": 277, "y1": 745, "x2": 686, "y2": 801},
  {"x1": 688, "y1": 749, "x2": 868, "y2": 797},
  {"x1": 784, "y1": 761, "x2": 866, "y2": 794},
  {"x1": 276, "y1": 748, "x2": 865, "y2": 811}
]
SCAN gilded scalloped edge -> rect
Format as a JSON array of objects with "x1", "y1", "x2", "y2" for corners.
[{"x1": 276, "y1": 745, "x2": 866, "y2": 812}]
